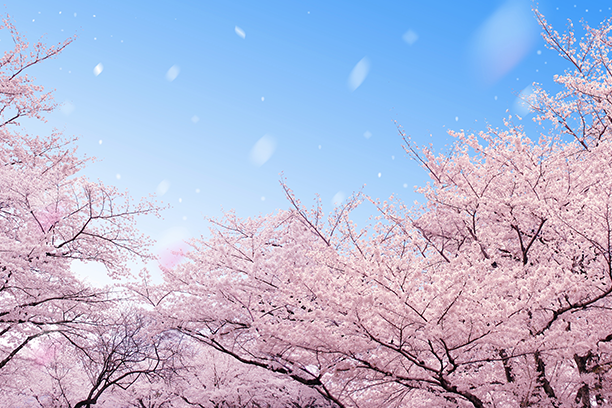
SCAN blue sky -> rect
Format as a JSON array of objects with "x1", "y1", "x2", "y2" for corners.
[{"x1": 4, "y1": 0, "x2": 610, "y2": 282}]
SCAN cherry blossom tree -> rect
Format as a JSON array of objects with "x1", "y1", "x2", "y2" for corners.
[
  {"x1": 2, "y1": 308, "x2": 185, "y2": 408},
  {"x1": 0, "y1": 13, "x2": 161, "y2": 383},
  {"x1": 16, "y1": 308, "x2": 186, "y2": 408},
  {"x1": 0, "y1": 15, "x2": 331, "y2": 408},
  {"x1": 158, "y1": 11, "x2": 612, "y2": 408}
]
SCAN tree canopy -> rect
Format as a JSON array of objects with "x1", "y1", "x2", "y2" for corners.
[
  {"x1": 4, "y1": 7, "x2": 612, "y2": 408},
  {"x1": 157, "y1": 10, "x2": 612, "y2": 408}
]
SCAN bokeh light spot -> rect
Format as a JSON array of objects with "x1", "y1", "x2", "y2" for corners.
[
  {"x1": 514, "y1": 85, "x2": 536, "y2": 116},
  {"x1": 469, "y1": 0, "x2": 538, "y2": 84},
  {"x1": 402, "y1": 29, "x2": 419, "y2": 45},
  {"x1": 332, "y1": 191, "x2": 345, "y2": 207},
  {"x1": 61, "y1": 101, "x2": 75, "y2": 115}
]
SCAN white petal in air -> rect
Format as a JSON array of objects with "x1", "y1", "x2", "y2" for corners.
[
  {"x1": 93, "y1": 63, "x2": 103, "y2": 76},
  {"x1": 348, "y1": 57, "x2": 370, "y2": 91},
  {"x1": 249, "y1": 135, "x2": 276, "y2": 166},
  {"x1": 166, "y1": 65, "x2": 180, "y2": 81},
  {"x1": 402, "y1": 29, "x2": 419, "y2": 45},
  {"x1": 156, "y1": 180, "x2": 170, "y2": 196},
  {"x1": 235, "y1": 26, "x2": 246, "y2": 39},
  {"x1": 332, "y1": 191, "x2": 345, "y2": 207}
]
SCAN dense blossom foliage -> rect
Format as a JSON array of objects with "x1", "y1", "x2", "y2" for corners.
[
  {"x1": 0, "y1": 15, "x2": 333, "y2": 408},
  {"x1": 6, "y1": 7, "x2": 612, "y2": 408},
  {"x1": 106, "y1": 343, "x2": 333, "y2": 408},
  {"x1": 5, "y1": 309, "x2": 184, "y2": 408},
  {"x1": 0, "y1": 14, "x2": 163, "y2": 378},
  {"x1": 0, "y1": 15, "x2": 180, "y2": 407},
  {"x1": 158, "y1": 12, "x2": 612, "y2": 408}
]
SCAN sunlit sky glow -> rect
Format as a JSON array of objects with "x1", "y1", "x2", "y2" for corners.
[{"x1": 4, "y1": 0, "x2": 610, "y2": 283}]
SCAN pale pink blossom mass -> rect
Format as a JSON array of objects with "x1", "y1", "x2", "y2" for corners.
[{"x1": 3, "y1": 6, "x2": 612, "y2": 408}]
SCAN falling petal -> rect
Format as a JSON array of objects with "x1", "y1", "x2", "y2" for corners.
[
  {"x1": 93, "y1": 63, "x2": 103, "y2": 76},
  {"x1": 235, "y1": 26, "x2": 246, "y2": 39},
  {"x1": 156, "y1": 180, "x2": 170, "y2": 195},
  {"x1": 332, "y1": 191, "x2": 345, "y2": 207},
  {"x1": 348, "y1": 57, "x2": 370, "y2": 91},
  {"x1": 166, "y1": 65, "x2": 180, "y2": 81},
  {"x1": 249, "y1": 135, "x2": 276, "y2": 166}
]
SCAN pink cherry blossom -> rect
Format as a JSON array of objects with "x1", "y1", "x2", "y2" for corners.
[{"x1": 156, "y1": 9, "x2": 612, "y2": 407}]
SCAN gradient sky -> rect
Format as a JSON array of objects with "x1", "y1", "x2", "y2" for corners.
[{"x1": 3, "y1": 0, "x2": 610, "y2": 284}]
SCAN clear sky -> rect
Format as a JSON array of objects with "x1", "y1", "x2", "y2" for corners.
[{"x1": 3, "y1": 0, "x2": 610, "y2": 283}]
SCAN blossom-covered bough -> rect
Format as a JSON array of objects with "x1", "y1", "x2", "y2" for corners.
[
  {"x1": 0, "y1": 12, "x2": 164, "y2": 396},
  {"x1": 0, "y1": 14, "x2": 333, "y2": 407},
  {"x1": 158, "y1": 10, "x2": 612, "y2": 408},
  {"x1": 5, "y1": 309, "x2": 185, "y2": 408}
]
